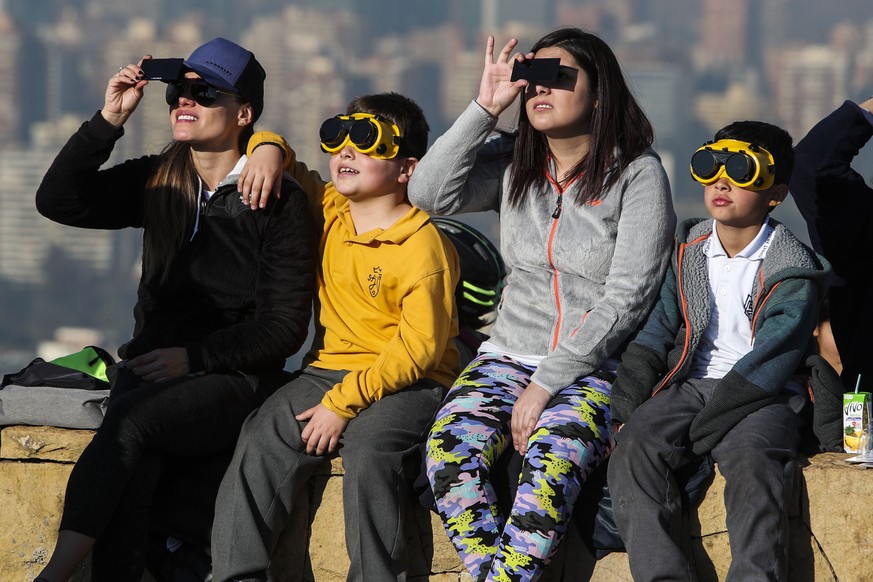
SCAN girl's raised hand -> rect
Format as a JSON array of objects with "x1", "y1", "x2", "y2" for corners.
[{"x1": 476, "y1": 36, "x2": 532, "y2": 118}]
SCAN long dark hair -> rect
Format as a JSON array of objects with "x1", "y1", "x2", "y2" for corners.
[
  {"x1": 142, "y1": 113, "x2": 254, "y2": 285},
  {"x1": 508, "y1": 28, "x2": 653, "y2": 206}
]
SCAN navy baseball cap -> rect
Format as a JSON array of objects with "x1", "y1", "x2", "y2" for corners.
[{"x1": 183, "y1": 37, "x2": 266, "y2": 121}]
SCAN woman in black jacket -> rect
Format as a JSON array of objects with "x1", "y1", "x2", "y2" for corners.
[{"x1": 33, "y1": 38, "x2": 316, "y2": 582}]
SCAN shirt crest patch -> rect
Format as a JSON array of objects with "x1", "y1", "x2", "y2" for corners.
[{"x1": 368, "y1": 267, "x2": 383, "y2": 297}]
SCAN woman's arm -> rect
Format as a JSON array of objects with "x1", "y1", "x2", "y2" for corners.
[
  {"x1": 35, "y1": 112, "x2": 156, "y2": 229},
  {"x1": 36, "y1": 58, "x2": 155, "y2": 229}
]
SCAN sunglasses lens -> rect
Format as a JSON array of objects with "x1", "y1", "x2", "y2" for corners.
[
  {"x1": 349, "y1": 119, "x2": 379, "y2": 149},
  {"x1": 165, "y1": 82, "x2": 219, "y2": 107},
  {"x1": 690, "y1": 150, "x2": 719, "y2": 179},
  {"x1": 724, "y1": 153, "x2": 754, "y2": 182},
  {"x1": 165, "y1": 83, "x2": 180, "y2": 106},
  {"x1": 320, "y1": 117, "x2": 348, "y2": 147},
  {"x1": 190, "y1": 84, "x2": 218, "y2": 106}
]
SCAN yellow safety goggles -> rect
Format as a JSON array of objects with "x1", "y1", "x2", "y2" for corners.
[
  {"x1": 690, "y1": 139, "x2": 776, "y2": 191},
  {"x1": 319, "y1": 113, "x2": 403, "y2": 159}
]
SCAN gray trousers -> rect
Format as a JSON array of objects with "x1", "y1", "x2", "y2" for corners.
[
  {"x1": 607, "y1": 378, "x2": 806, "y2": 582},
  {"x1": 211, "y1": 366, "x2": 444, "y2": 582}
]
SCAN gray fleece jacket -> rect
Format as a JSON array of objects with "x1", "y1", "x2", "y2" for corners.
[
  {"x1": 610, "y1": 217, "x2": 831, "y2": 454},
  {"x1": 408, "y1": 101, "x2": 676, "y2": 395}
]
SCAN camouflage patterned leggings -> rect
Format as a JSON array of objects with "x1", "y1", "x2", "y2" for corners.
[{"x1": 425, "y1": 353, "x2": 614, "y2": 582}]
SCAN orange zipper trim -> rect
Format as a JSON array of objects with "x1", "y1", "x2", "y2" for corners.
[
  {"x1": 750, "y1": 281, "x2": 781, "y2": 342},
  {"x1": 651, "y1": 234, "x2": 708, "y2": 396},
  {"x1": 543, "y1": 167, "x2": 582, "y2": 352}
]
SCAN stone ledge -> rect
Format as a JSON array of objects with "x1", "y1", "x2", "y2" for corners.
[
  {"x1": 273, "y1": 452, "x2": 873, "y2": 581},
  {"x1": 1, "y1": 425, "x2": 95, "y2": 462},
  {"x1": 1, "y1": 425, "x2": 870, "y2": 581}
]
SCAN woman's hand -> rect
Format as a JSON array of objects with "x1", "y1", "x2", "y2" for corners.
[
  {"x1": 476, "y1": 36, "x2": 532, "y2": 118},
  {"x1": 511, "y1": 380, "x2": 552, "y2": 455},
  {"x1": 297, "y1": 404, "x2": 349, "y2": 456},
  {"x1": 101, "y1": 56, "x2": 150, "y2": 128},
  {"x1": 125, "y1": 347, "x2": 190, "y2": 383},
  {"x1": 240, "y1": 144, "x2": 285, "y2": 209}
]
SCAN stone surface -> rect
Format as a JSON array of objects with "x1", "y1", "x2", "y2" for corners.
[
  {"x1": 0, "y1": 460, "x2": 90, "y2": 581},
  {"x1": 0, "y1": 425, "x2": 94, "y2": 462},
  {"x1": 587, "y1": 552, "x2": 633, "y2": 582},
  {"x1": 801, "y1": 453, "x2": 872, "y2": 582},
  {"x1": 277, "y1": 452, "x2": 871, "y2": 581},
  {"x1": 0, "y1": 425, "x2": 870, "y2": 581}
]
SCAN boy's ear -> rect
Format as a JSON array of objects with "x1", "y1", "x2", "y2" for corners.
[
  {"x1": 767, "y1": 183, "x2": 789, "y2": 207},
  {"x1": 397, "y1": 157, "x2": 419, "y2": 184}
]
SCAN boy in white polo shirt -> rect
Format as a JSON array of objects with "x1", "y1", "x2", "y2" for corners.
[{"x1": 606, "y1": 121, "x2": 831, "y2": 581}]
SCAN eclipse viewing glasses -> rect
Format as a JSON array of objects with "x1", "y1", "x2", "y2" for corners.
[
  {"x1": 319, "y1": 113, "x2": 404, "y2": 159},
  {"x1": 510, "y1": 58, "x2": 561, "y2": 83},
  {"x1": 690, "y1": 139, "x2": 776, "y2": 191}
]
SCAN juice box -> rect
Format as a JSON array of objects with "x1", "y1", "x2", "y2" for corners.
[{"x1": 843, "y1": 392, "x2": 871, "y2": 453}]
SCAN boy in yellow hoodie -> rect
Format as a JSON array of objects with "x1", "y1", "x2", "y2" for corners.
[{"x1": 211, "y1": 93, "x2": 460, "y2": 581}]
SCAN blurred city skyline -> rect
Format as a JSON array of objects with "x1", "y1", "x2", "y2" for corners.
[{"x1": 1, "y1": 0, "x2": 872, "y2": 368}]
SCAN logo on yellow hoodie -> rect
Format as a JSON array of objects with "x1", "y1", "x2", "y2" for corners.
[{"x1": 368, "y1": 266, "x2": 382, "y2": 297}]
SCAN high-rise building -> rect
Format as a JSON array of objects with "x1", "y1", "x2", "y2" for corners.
[
  {"x1": 0, "y1": 118, "x2": 115, "y2": 285},
  {"x1": 694, "y1": 0, "x2": 750, "y2": 71},
  {"x1": 241, "y1": 5, "x2": 364, "y2": 177},
  {"x1": 773, "y1": 45, "x2": 849, "y2": 141},
  {"x1": 627, "y1": 63, "x2": 692, "y2": 146},
  {"x1": 0, "y1": 10, "x2": 21, "y2": 146}
]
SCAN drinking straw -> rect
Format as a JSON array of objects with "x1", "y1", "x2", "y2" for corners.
[{"x1": 855, "y1": 374, "x2": 862, "y2": 394}]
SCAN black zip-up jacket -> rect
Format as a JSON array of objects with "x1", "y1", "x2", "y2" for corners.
[
  {"x1": 36, "y1": 112, "x2": 316, "y2": 381},
  {"x1": 790, "y1": 100, "x2": 873, "y2": 388}
]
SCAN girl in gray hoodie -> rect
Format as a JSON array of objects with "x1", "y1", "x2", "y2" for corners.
[{"x1": 414, "y1": 28, "x2": 676, "y2": 582}]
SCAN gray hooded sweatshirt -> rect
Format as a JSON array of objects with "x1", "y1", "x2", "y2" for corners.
[{"x1": 408, "y1": 101, "x2": 676, "y2": 395}]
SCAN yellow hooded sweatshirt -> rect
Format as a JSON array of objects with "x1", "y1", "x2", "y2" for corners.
[{"x1": 249, "y1": 132, "x2": 460, "y2": 420}]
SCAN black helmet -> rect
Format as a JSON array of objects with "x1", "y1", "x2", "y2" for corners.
[{"x1": 432, "y1": 217, "x2": 506, "y2": 330}]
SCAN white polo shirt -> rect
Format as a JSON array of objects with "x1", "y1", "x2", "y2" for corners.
[{"x1": 689, "y1": 218, "x2": 774, "y2": 379}]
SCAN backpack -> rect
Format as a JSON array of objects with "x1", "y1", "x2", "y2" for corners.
[{"x1": 0, "y1": 346, "x2": 116, "y2": 429}]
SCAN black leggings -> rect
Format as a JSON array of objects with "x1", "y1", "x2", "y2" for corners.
[{"x1": 60, "y1": 369, "x2": 266, "y2": 580}]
